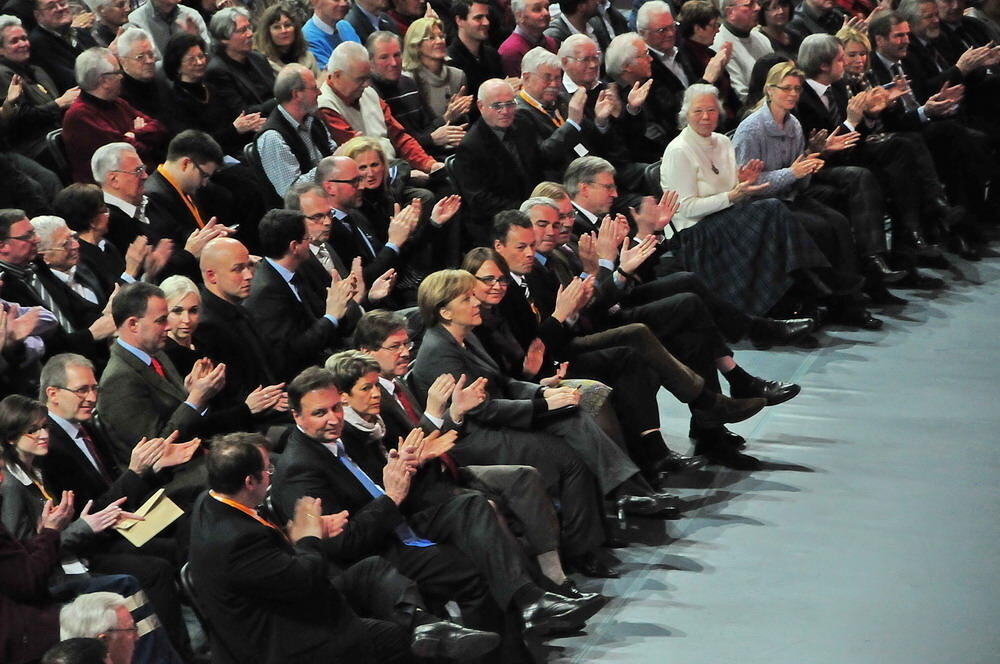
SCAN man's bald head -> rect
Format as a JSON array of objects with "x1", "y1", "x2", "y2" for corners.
[
  {"x1": 200, "y1": 237, "x2": 254, "y2": 304},
  {"x1": 477, "y1": 79, "x2": 517, "y2": 129}
]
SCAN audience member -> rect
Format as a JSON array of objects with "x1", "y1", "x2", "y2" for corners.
[
  {"x1": 499, "y1": 0, "x2": 557, "y2": 75},
  {"x1": 205, "y1": 7, "x2": 278, "y2": 120},
  {"x1": 90, "y1": 142, "x2": 152, "y2": 253},
  {"x1": 448, "y1": 0, "x2": 505, "y2": 107},
  {"x1": 713, "y1": 0, "x2": 774, "y2": 100},
  {"x1": 115, "y1": 28, "x2": 163, "y2": 120},
  {"x1": 303, "y1": 0, "x2": 362, "y2": 69},
  {"x1": 28, "y1": 0, "x2": 98, "y2": 93},
  {"x1": 126, "y1": 0, "x2": 210, "y2": 56},
  {"x1": 85, "y1": 0, "x2": 126, "y2": 47},
  {"x1": 788, "y1": 0, "x2": 849, "y2": 42},
  {"x1": 403, "y1": 17, "x2": 468, "y2": 120},
  {"x1": 255, "y1": 2, "x2": 322, "y2": 77},
  {"x1": 545, "y1": 0, "x2": 606, "y2": 49},
  {"x1": 754, "y1": 0, "x2": 801, "y2": 58},
  {"x1": 346, "y1": 0, "x2": 398, "y2": 42}
]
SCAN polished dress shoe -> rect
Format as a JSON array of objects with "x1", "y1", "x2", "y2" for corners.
[
  {"x1": 835, "y1": 308, "x2": 883, "y2": 330},
  {"x1": 748, "y1": 316, "x2": 815, "y2": 348},
  {"x1": 411, "y1": 621, "x2": 501, "y2": 660},
  {"x1": 521, "y1": 591, "x2": 603, "y2": 637},
  {"x1": 569, "y1": 552, "x2": 620, "y2": 579},
  {"x1": 614, "y1": 494, "x2": 681, "y2": 521},
  {"x1": 692, "y1": 436, "x2": 761, "y2": 470},
  {"x1": 690, "y1": 426, "x2": 746, "y2": 449},
  {"x1": 729, "y1": 376, "x2": 801, "y2": 407},
  {"x1": 553, "y1": 578, "x2": 606, "y2": 603},
  {"x1": 698, "y1": 394, "x2": 766, "y2": 425},
  {"x1": 651, "y1": 449, "x2": 704, "y2": 474},
  {"x1": 865, "y1": 255, "x2": 907, "y2": 284}
]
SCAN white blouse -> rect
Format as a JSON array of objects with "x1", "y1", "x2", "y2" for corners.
[{"x1": 660, "y1": 126, "x2": 739, "y2": 234}]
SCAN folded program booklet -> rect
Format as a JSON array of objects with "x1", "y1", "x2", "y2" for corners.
[{"x1": 114, "y1": 489, "x2": 183, "y2": 547}]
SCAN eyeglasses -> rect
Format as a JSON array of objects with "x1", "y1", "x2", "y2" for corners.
[
  {"x1": 181, "y1": 52, "x2": 208, "y2": 64},
  {"x1": 6, "y1": 229, "x2": 37, "y2": 242},
  {"x1": 38, "y1": 0, "x2": 68, "y2": 10},
  {"x1": 487, "y1": 101, "x2": 518, "y2": 111},
  {"x1": 586, "y1": 181, "x2": 617, "y2": 191},
  {"x1": 420, "y1": 34, "x2": 446, "y2": 42},
  {"x1": 476, "y1": 275, "x2": 510, "y2": 287},
  {"x1": 99, "y1": 68, "x2": 125, "y2": 78},
  {"x1": 304, "y1": 210, "x2": 333, "y2": 222},
  {"x1": 648, "y1": 24, "x2": 677, "y2": 34},
  {"x1": 326, "y1": 176, "x2": 363, "y2": 188},
  {"x1": 193, "y1": 161, "x2": 214, "y2": 181},
  {"x1": 23, "y1": 424, "x2": 46, "y2": 436},
  {"x1": 45, "y1": 232, "x2": 80, "y2": 251},
  {"x1": 770, "y1": 84, "x2": 803, "y2": 93},
  {"x1": 54, "y1": 384, "x2": 101, "y2": 397},
  {"x1": 380, "y1": 340, "x2": 414, "y2": 353},
  {"x1": 565, "y1": 55, "x2": 601, "y2": 64},
  {"x1": 125, "y1": 52, "x2": 157, "y2": 63},
  {"x1": 111, "y1": 165, "x2": 147, "y2": 177},
  {"x1": 557, "y1": 211, "x2": 575, "y2": 221},
  {"x1": 104, "y1": 627, "x2": 139, "y2": 635},
  {"x1": 264, "y1": 463, "x2": 275, "y2": 475}
]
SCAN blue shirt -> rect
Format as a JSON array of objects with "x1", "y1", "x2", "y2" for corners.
[{"x1": 303, "y1": 15, "x2": 362, "y2": 70}]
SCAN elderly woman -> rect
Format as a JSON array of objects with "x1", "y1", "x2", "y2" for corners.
[
  {"x1": 754, "y1": 0, "x2": 800, "y2": 59},
  {"x1": 402, "y1": 17, "x2": 468, "y2": 123},
  {"x1": 660, "y1": 83, "x2": 830, "y2": 318},
  {"x1": 732, "y1": 61, "x2": 896, "y2": 325},
  {"x1": 412, "y1": 269, "x2": 678, "y2": 523},
  {"x1": 254, "y1": 3, "x2": 322, "y2": 78}
]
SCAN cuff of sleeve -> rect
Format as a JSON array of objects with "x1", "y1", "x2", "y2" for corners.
[{"x1": 324, "y1": 314, "x2": 339, "y2": 326}]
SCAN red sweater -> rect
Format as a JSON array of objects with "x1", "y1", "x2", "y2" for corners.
[
  {"x1": 317, "y1": 98, "x2": 437, "y2": 173},
  {"x1": 62, "y1": 91, "x2": 167, "y2": 183}
]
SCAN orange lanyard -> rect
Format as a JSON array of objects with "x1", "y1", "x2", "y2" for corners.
[
  {"x1": 209, "y1": 491, "x2": 286, "y2": 540},
  {"x1": 156, "y1": 164, "x2": 206, "y2": 229},
  {"x1": 33, "y1": 478, "x2": 54, "y2": 502},
  {"x1": 518, "y1": 90, "x2": 564, "y2": 128}
]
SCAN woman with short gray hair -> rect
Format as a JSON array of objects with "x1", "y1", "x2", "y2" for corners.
[{"x1": 661, "y1": 84, "x2": 830, "y2": 317}]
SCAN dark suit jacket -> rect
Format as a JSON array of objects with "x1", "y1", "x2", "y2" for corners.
[
  {"x1": 78, "y1": 239, "x2": 125, "y2": 296},
  {"x1": 30, "y1": 259, "x2": 105, "y2": 328},
  {"x1": 868, "y1": 55, "x2": 931, "y2": 132},
  {"x1": 204, "y1": 50, "x2": 278, "y2": 120},
  {"x1": 96, "y1": 341, "x2": 203, "y2": 465},
  {"x1": 328, "y1": 210, "x2": 401, "y2": 285},
  {"x1": 0, "y1": 522, "x2": 61, "y2": 664},
  {"x1": 43, "y1": 415, "x2": 155, "y2": 516},
  {"x1": 0, "y1": 59, "x2": 62, "y2": 156},
  {"x1": 345, "y1": 5, "x2": 399, "y2": 42},
  {"x1": 27, "y1": 25, "x2": 96, "y2": 94},
  {"x1": 544, "y1": 15, "x2": 612, "y2": 51},
  {"x1": 143, "y1": 169, "x2": 205, "y2": 283},
  {"x1": 188, "y1": 492, "x2": 369, "y2": 664},
  {"x1": 793, "y1": 79, "x2": 859, "y2": 137},
  {"x1": 105, "y1": 203, "x2": 148, "y2": 256},
  {"x1": 513, "y1": 95, "x2": 589, "y2": 180},
  {"x1": 243, "y1": 259, "x2": 353, "y2": 382}
]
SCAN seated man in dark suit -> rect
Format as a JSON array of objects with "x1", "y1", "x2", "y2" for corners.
[
  {"x1": 144, "y1": 130, "x2": 235, "y2": 282},
  {"x1": 189, "y1": 433, "x2": 411, "y2": 664},
  {"x1": 96, "y1": 282, "x2": 223, "y2": 478},
  {"x1": 243, "y1": 208, "x2": 360, "y2": 382},
  {"x1": 31, "y1": 216, "x2": 107, "y2": 313},
  {"x1": 353, "y1": 311, "x2": 613, "y2": 581},
  {"x1": 28, "y1": 0, "x2": 98, "y2": 93},
  {"x1": 346, "y1": 0, "x2": 400, "y2": 42},
  {"x1": 271, "y1": 367, "x2": 603, "y2": 657},
  {"x1": 0, "y1": 208, "x2": 116, "y2": 367},
  {"x1": 787, "y1": 0, "x2": 848, "y2": 42},
  {"x1": 204, "y1": 7, "x2": 278, "y2": 120},
  {"x1": 91, "y1": 143, "x2": 152, "y2": 253}
]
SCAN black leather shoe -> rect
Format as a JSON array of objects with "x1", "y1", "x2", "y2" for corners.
[
  {"x1": 690, "y1": 426, "x2": 746, "y2": 449},
  {"x1": 552, "y1": 578, "x2": 605, "y2": 603},
  {"x1": 947, "y1": 234, "x2": 981, "y2": 261},
  {"x1": 411, "y1": 621, "x2": 501, "y2": 660},
  {"x1": 615, "y1": 494, "x2": 680, "y2": 521},
  {"x1": 748, "y1": 316, "x2": 815, "y2": 348},
  {"x1": 521, "y1": 592, "x2": 603, "y2": 637},
  {"x1": 569, "y1": 552, "x2": 620, "y2": 579},
  {"x1": 866, "y1": 283, "x2": 908, "y2": 306},
  {"x1": 865, "y1": 255, "x2": 907, "y2": 285},
  {"x1": 836, "y1": 308, "x2": 883, "y2": 330},
  {"x1": 729, "y1": 376, "x2": 801, "y2": 407},
  {"x1": 693, "y1": 437, "x2": 762, "y2": 470},
  {"x1": 651, "y1": 449, "x2": 704, "y2": 474},
  {"x1": 697, "y1": 394, "x2": 766, "y2": 425}
]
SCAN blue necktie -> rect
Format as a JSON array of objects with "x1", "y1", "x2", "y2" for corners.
[{"x1": 335, "y1": 440, "x2": 435, "y2": 548}]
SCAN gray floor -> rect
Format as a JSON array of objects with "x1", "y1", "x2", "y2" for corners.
[{"x1": 547, "y1": 259, "x2": 1000, "y2": 664}]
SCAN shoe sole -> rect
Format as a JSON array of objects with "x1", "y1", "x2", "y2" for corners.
[{"x1": 723, "y1": 398, "x2": 766, "y2": 423}]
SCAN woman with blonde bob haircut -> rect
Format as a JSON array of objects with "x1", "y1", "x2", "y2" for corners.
[{"x1": 402, "y1": 17, "x2": 468, "y2": 122}]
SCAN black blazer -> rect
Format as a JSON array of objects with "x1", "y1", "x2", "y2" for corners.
[
  {"x1": 27, "y1": 26, "x2": 96, "y2": 94},
  {"x1": 188, "y1": 492, "x2": 369, "y2": 664},
  {"x1": 78, "y1": 239, "x2": 124, "y2": 296},
  {"x1": 513, "y1": 96, "x2": 588, "y2": 180},
  {"x1": 143, "y1": 170, "x2": 205, "y2": 283},
  {"x1": 105, "y1": 203, "x2": 147, "y2": 256},
  {"x1": 243, "y1": 259, "x2": 353, "y2": 382},
  {"x1": 328, "y1": 210, "x2": 401, "y2": 285},
  {"x1": 792, "y1": 79, "x2": 860, "y2": 137},
  {"x1": 345, "y1": 5, "x2": 400, "y2": 42},
  {"x1": 204, "y1": 50, "x2": 278, "y2": 120},
  {"x1": 31, "y1": 258, "x2": 106, "y2": 328}
]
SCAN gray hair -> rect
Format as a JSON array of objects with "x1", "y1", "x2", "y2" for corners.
[
  {"x1": 719, "y1": 0, "x2": 742, "y2": 11},
  {"x1": 83, "y1": 0, "x2": 118, "y2": 12},
  {"x1": 797, "y1": 33, "x2": 843, "y2": 78},
  {"x1": 74, "y1": 47, "x2": 116, "y2": 92},
  {"x1": 605, "y1": 32, "x2": 644, "y2": 79},
  {"x1": 328, "y1": 40, "x2": 369, "y2": 73},
  {"x1": 521, "y1": 46, "x2": 561, "y2": 74},
  {"x1": 160, "y1": 275, "x2": 200, "y2": 306},
  {"x1": 115, "y1": 27, "x2": 152, "y2": 58},
  {"x1": 564, "y1": 156, "x2": 616, "y2": 197},
  {"x1": 897, "y1": 0, "x2": 934, "y2": 27},
  {"x1": 478, "y1": 78, "x2": 514, "y2": 104},
  {"x1": 519, "y1": 196, "x2": 559, "y2": 215},
  {"x1": 274, "y1": 63, "x2": 310, "y2": 103},
  {"x1": 284, "y1": 181, "x2": 326, "y2": 209},
  {"x1": 60, "y1": 592, "x2": 126, "y2": 640},
  {"x1": 678, "y1": 83, "x2": 723, "y2": 128},
  {"x1": 39, "y1": 353, "x2": 95, "y2": 402},
  {"x1": 558, "y1": 33, "x2": 598, "y2": 59},
  {"x1": 365, "y1": 29, "x2": 400, "y2": 55},
  {"x1": 0, "y1": 15, "x2": 22, "y2": 47},
  {"x1": 30, "y1": 215, "x2": 69, "y2": 252},
  {"x1": 91, "y1": 142, "x2": 136, "y2": 183},
  {"x1": 636, "y1": 0, "x2": 672, "y2": 31},
  {"x1": 210, "y1": 6, "x2": 250, "y2": 41}
]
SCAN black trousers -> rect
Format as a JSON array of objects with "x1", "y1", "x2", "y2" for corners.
[
  {"x1": 810, "y1": 165, "x2": 885, "y2": 263},
  {"x1": 787, "y1": 191, "x2": 859, "y2": 274}
]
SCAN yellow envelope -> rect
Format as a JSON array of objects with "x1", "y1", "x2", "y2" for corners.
[{"x1": 114, "y1": 488, "x2": 183, "y2": 547}]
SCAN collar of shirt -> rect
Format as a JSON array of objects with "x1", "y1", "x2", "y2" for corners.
[
  {"x1": 48, "y1": 266, "x2": 76, "y2": 286},
  {"x1": 97, "y1": 238, "x2": 108, "y2": 250},
  {"x1": 332, "y1": 207, "x2": 349, "y2": 221},
  {"x1": 309, "y1": 243, "x2": 323, "y2": 258},
  {"x1": 103, "y1": 192, "x2": 140, "y2": 219},
  {"x1": 48, "y1": 410, "x2": 82, "y2": 442},
  {"x1": 874, "y1": 51, "x2": 900, "y2": 72},
  {"x1": 356, "y1": 3, "x2": 381, "y2": 30},
  {"x1": 312, "y1": 14, "x2": 337, "y2": 35},
  {"x1": 265, "y1": 256, "x2": 297, "y2": 286},
  {"x1": 510, "y1": 272, "x2": 526, "y2": 288},
  {"x1": 806, "y1": 77, "x2": 830, "y2": 102},
  {"x1": 379, "y1": 375, "x2": 397, "y2": 395},
  {"x1": 489, "y1": 124, "x2": 507, "y2": 142},
  {"x1": 514, "y1": 25, "x2": 545, "y2": 45},
  {"x1": 535, "y1": 251, "x2": 548, "y2": 266},
  {"x1": 4, "y1": 462, "x2": 33, "y2": 487},
  {"x1": 560, "y1": 13, "x2": 594, "y2": 39},
  {"x1": 648, "y1": 45, "x2": 676, "y2": 65},
  {"x1": 573, "y1": 201, "x2": 599, "y2": 226},
  {"x1": 116, "y1": 337, "x2": 153, "y2": 366},
  {"x1": 152, "y1": 3, "x2": 180, "y2": 23},
  {"x1": 277, "y1": 104, "x2": 313, "y2": 132}
]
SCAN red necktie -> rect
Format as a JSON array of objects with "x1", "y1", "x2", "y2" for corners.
[
  {"x1": 393, "y1": 380, "x2": 420, "y2": 425},
  {"x1": 150, "y1": 356, "x2": 166, "y2": 378},
  {"x1": 79, "y1": 426, "x2": 112, "y2": 482}
]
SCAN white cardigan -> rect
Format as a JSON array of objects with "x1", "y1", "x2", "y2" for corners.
[{"x1": 660, "y1": 126, "x2": 738, "y2": 234}]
